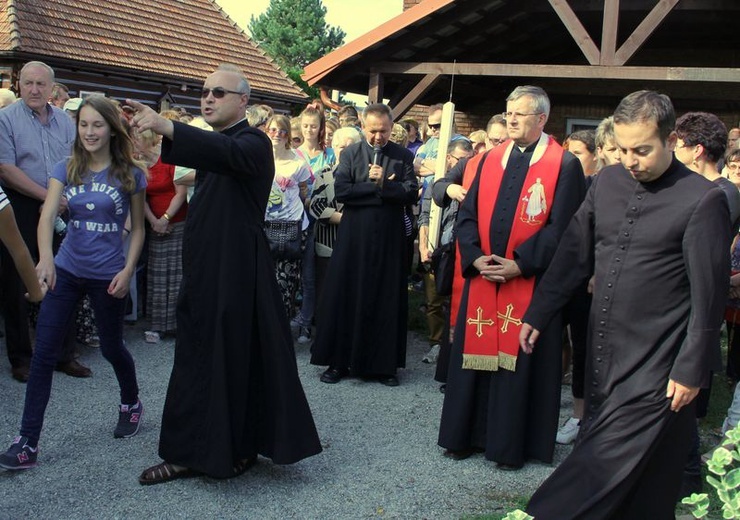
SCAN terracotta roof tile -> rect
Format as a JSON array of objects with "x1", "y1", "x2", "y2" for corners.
[{"x1": 1, "y1": 0, "x2": 306, "y2": 101}]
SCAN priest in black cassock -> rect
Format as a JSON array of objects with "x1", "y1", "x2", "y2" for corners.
[
  {"x1": 128, "y1": 65, "x2": 321, "y2": 486},
  {"x1": 310, "y1": 103, "x2": 418, "y2": 387},
  {"x1": 521, "y1": 91, "x2": 731, "y2": 518},
  {"x1": 437, "y1": 86, "x2": 584, "y2": 469}
]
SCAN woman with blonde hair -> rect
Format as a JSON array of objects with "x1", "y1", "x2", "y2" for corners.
[{"x1": 265, "y1": 115, "x2": 312, "y2": 321}]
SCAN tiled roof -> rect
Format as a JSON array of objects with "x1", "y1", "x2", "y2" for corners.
[{"x1": 0, "y1": 0, "x2": 306, "y2": 101}]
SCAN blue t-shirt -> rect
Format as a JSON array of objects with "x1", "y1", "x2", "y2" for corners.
[{"x1": 51, "y1": 160, "x2": 147, "y2": 280}]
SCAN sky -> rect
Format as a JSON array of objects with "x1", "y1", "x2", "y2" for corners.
[{"x1": 215, "y1": 0, "x2": 403, "y2": 46}]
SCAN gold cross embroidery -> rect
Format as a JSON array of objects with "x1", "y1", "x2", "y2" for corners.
[
  {"x1": 467, "y1": 306, "x2": 495, "y2": 338},
  {"x1": 497, "y1": 303, "x2": 522, "y2": 333}
]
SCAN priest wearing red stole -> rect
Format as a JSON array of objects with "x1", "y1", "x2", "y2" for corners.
[{"x1": 437, "y1": 86, "x2": 585, "y2": 469}]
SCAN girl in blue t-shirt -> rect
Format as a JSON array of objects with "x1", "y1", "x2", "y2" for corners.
[{"x1": 0, "y1": 95, "x2": 147, "y2": 470}]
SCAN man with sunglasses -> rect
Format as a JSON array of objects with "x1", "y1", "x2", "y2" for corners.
[{"x1": 126, "y1": 64, "x2": 321, "y2": 485}]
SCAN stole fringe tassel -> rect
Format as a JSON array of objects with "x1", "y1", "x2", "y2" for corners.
[{"x1": 462, "y1": 352, "x2": 517, "y2": 372}]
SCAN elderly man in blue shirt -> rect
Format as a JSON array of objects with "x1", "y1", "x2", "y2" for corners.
[{"x1": 0, "y1": 61, "x2": 91, "y2": 382}]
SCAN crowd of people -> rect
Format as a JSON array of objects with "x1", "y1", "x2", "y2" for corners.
[{"x1": 0, "y1": 59, "x2": 739, "y2": 518}]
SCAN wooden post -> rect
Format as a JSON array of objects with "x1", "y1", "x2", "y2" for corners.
[
  {"x1": 368, "y1": 72, "x2": 384, "y2": 104},
  {"x1": 426, "y1": 101, "x2": 455, "y2": 254}
]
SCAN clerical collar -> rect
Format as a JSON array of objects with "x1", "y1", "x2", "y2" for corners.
[{"x1": 515, "y1": 141, "x2": 539, "y2": 154}]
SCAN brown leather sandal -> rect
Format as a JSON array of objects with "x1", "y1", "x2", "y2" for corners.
[{"x1": 138, "y1": 461, "x2": 200, "y2": 486}]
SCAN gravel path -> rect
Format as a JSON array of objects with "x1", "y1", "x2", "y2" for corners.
[{"x1": 0, "y1": 322, "x2": 573, "y2": 519}]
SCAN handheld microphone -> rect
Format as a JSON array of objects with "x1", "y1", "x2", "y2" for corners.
[{"x1": 373, "y1": 144, "x2": 382, "y2": 166}]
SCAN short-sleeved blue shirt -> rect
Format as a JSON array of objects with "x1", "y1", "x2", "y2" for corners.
[{"x1": 51, "y1": 160, "x2": 147, "y2": 280}]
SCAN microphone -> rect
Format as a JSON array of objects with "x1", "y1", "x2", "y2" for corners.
[{"x1": 372, "y1": 144, "x2": 382, "y2": 166}]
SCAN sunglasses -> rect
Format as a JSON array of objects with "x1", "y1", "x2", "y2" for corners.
[
  {"x1": 267, "y1": 128, "x2": 288, "y2": 137},
  {"x1": 200, "y1": 87, "x2": 245, "y2": 99},
  {"x1": 428, "y1": 123, "x2": 441, "y2": 130}
]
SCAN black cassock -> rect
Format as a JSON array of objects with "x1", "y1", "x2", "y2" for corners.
[
  {"x1": 438, "y1": 142, "x2": 584, "y2": 467},
  {"x1": 525, "y1": 160, "x2": 730, "y2": 519},
  {"x1": 311, "y1": 140, "x2": 418, "y2": 376},
  {"x1": 158, "y1": 121, "x2": 321, "y2": 478}
]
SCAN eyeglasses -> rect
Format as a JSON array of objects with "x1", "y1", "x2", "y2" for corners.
[
  {"x1": 291, "y1": 137, "x2": 303, "y2": 143},
  {"x1": 728, "y1": 162, "x2": 740, "y2": 171},
  {"x1": 200, "y1": 87, "x2": 246, "y2": 99},
  {"x1": 266, "y1": 128, "x2": 288, "y2": 137},
  {"x1": 428, "y1": 123, "x2": 441, "y2": 130},
  {"x1": 447, "y1": 154, "x2": 467, "y2": 164},
  {"x1": 488, "y1": 138, "x2": 505, "y2": 146},
  {"x1": 502, "y1": 112, "x2": 542, "y2": 120}
]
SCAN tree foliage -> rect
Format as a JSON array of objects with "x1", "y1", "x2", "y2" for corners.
[{"x1": 248, "y1": 0, "x2": 346, "y2": 70}]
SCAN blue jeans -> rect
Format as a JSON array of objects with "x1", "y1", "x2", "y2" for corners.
[
  {"x1": 20, "y1": 268, "x2": 139, "y2": 445},
  {"x1": 296, "y1": 224, "x2": 316, "y2": 326}
]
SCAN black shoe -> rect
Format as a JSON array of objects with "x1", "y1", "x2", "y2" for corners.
[
  {"x1": 496, "y1": 462, "x2": 524, "y2": 471},
  {"x1": 11, "y1": 365, "x2": 30, "y2": 383},
  {"x1": 378, "y1": 375, "x2": 399, "y2": 387},
  {"x1": 320, "y1": 367, "x2": 348, "y2": 384},
  {"x1": 443, "y1": 448, "x2": 474, "y2": 461}
]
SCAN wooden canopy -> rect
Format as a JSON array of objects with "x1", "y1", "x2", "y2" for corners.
[{"x1": 303, "y1": 0, "x2": 740, "y2": 117}]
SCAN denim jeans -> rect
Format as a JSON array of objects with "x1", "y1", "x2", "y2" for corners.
[
  {"x1": 296, "y1": 224, "x2": 316, "y2": 326},
  {"x1": 20, "y1": 268, "x2": 139, "y2": 444}
]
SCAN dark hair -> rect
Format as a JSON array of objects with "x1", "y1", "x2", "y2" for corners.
[
  {"x1": 568, "y1": 129, "x2": 596, "y2": 153},
  {"x1": 449, "y1": 138, "x2": 473, "y2": 154},
  {"x1": 400, "y1": 119, "x2": 419, "y2": 132},
  {"x1": 338, "y1": 105, "x2": 358, "y2": 118},
  {"x1": 613, "y1": 90, "x2": 675, "y2": 142},
  {"x1": 675, "y1": 111, "x2": 727, "y2": 164},
  {"x1": 362, "y1": 103, "x2": 393, "y2": 122},
  {"x1": 68, "y1": 95, "x2": 138, "y2": 192}
]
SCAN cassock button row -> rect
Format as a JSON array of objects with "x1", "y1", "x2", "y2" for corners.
[
  {"x1": 607, "y1": 283, "x2": 613, "y2": 288},
  {"x1": 604, "y1": 296, "x2": 609, "y2": 301},
  {"x1": 598, "y1": 332, "x2": 604, "y2": 337},
  {"x1": 615, "y1": 258, "x2": 621, "y2": 262},
  {"x1": 592, "y1": 381, "x2": 598, "y2": 386},
  {"x1": 611, "y1": 269, "x2": 616, "y2": 274},
  {"x1": 628, "y1": 219, "x2": 634, "y2": 224},
  {"x1": 631, "y1": 206, "x2": 637, "y2": 211},
  {"x1": 594, "y1": 369, "x2": 599, "y2": 375},
  {"x1": 597, "y1": 345, "x2": 603, "y2": 350},
  {"x1": 620, "y1": 246, "x2": 625, "y2": 250},
  {"x1": 590, "y1": 393, "x2": 596, "y2": 398},
  {"x1": 623, "y1": 232, "x2": 629, "y2": 237},
  {"x1": 597, "y1": 357, "x2": 602, "y2": 362},
  {"x1": 600, "y1": 320, "x2": 606, "y2": 326},
  {"x1": 602, "y1": 308, "x2": 607, "y2": 313}
]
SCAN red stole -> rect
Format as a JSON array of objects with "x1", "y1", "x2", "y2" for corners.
[
  {"x1": 462, "y1": 136, "x2": 563, "y2": 372},
  {"x1": 449, "y1": 153, "x2": 488, "y2": 328}
]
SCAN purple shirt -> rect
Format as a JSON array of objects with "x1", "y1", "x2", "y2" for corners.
[{"x1": 51, "y1": 160, "x2": 146, "y2": 280}]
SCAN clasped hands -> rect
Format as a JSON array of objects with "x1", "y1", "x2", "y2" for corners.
[{"x1": 473, "y1": 254, "x2": 521, "y2": 283}]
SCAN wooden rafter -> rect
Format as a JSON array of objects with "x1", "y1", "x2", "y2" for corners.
[
  {"x1": 375, "y1": 61, "x2": 740, "y2": 83},
  {"x1": 390, "y1": 73, "x2": 441, "y2": 120},
  {"x1": 600, "y1": 0, "x2": 620, "y2": 65},
  {"x1": 614, "y1": 0, "x2": 680, "y2": 66},
  {"x1": 368, "y1": 72, "x2": 384, "y2": 104},
  {"x1": 547, "y1": 0, "x2": 600, "y2": 65}
]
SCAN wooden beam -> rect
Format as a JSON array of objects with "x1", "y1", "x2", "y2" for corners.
[
  {"x1": 368, "y1": 72, "x2": 384, "y2": 104},
  {"x1": 391, "y1": 73, "x2": 441, "y2": 120},
  {"x1": 375, "y1": 62, "x2": 740, "y2": 83},
  {"x1": 547, "y1": 0, "x2": 601, "y2": 65},
  {"x1": 600, "y1": 0, "x2": 620, "y2": 66},
  {"x1": 614, "y1": 0, "x2": 679, "y2": 66}
]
